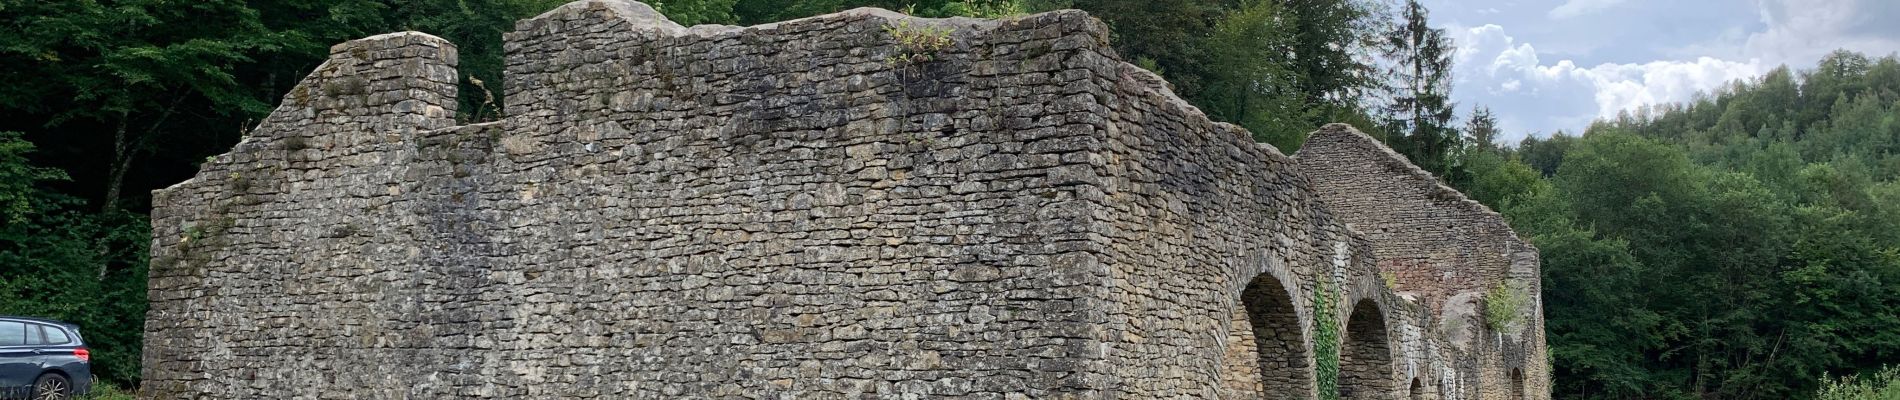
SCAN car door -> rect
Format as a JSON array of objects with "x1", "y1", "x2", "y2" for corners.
[
  {"x1": 32, "y1": 324, "x2": 82, "y2": 383},
  {"x1": 0, "y1": 321, "x2": 34, "y2": 396},
  {"x1": 22, "y1": 325, "x2": 49, "y2": 375}
]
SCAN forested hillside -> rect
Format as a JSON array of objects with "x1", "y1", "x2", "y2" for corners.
[
  {"x1": 1453, "y1": 51, "x2": 1900, "y2": 399},
  {"x1": 0, "y1": 0, "x2": 1894, "y2": 398}
]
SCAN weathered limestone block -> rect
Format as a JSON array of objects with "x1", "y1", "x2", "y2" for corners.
[{"x1": 142, "y1": 1, "x2": 1549, "y2": 399}]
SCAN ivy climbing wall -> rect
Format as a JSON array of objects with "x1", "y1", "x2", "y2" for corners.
[{"x1": 141, "y1": 1, "x2": 1548, "y2": 399}]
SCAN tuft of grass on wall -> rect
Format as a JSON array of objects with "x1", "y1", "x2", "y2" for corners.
[{"x1": 881, "y1": 19, "x2": 955, "y2": 66}]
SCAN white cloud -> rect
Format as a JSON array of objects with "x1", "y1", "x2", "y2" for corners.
[
  {"x1": 1742, "y1": 0, "x2": 1900, "y2": 67},
  {"x1": 1446, "y1": 22, "x2": 1767, "y2": 141},
  {"x1": 1491, "y1": 43, "x2": 1541, "y2": 76},
  {"x1": 1438, "y1": 0, "x2": 1900, "y2": 141},
  {"x1": 1574, "y1": 58, "x2": 1764, "y2": 118},
  {"x1": 1524, "y1": 0, "x2": 1896, "y2": 119},
  {"x1": 1549, "y1": 0, "x2": 1628, "y2": 19},
  {"x1": 1449, "y1": 24, "x2": 1510, "y2": 67},
  {"x1": 1481, "y1": 33, "x2": 1765, "y2": 119},
  {"x1": 1662, "y1": 26, "x2": 1750, "y2": 59}
]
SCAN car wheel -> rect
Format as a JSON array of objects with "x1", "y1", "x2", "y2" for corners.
[{"x1": 30, "y1": 373, "x2": 70, "y2": 400}]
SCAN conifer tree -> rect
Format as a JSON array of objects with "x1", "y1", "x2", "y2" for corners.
[{"x1": 1380, "y1": 0, "x2": 1457, "y2": 176}]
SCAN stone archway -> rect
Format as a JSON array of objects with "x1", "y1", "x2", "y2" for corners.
[
  {"x1": 1341, "y1": 299, "x2": 1393, "y2": 400},
  {"x1": 1222, "y1": 273, "x2": 1313, "y2": 397},
  {"x1": 1408, "y1": 378, "x2": 1424, "y2": 400},
  {"x1": 1511, "y1": 368, "x2": 1526, "y2": 399}
]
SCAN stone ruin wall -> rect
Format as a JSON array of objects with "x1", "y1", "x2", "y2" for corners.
[
  {"x1": 1298, "y1": 125, "x2": 1551, "y2": 399},
  {"x1": 141, "y1": 1, "x2": 1549, "y2": 398}
]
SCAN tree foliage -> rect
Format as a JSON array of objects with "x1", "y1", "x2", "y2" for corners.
[
  {"x1": 1448, "y1": 51, "x2": 1900, "y2": 399},
  {"x1": 0, "y1": 0, "x2": 566, "y2": 386},
  {"x1": 1057, "y1": 0, "x2": 1396, "y2": 150},
  {"x1": 1816, "y1": 365, "x2": 1900, "y2": 400},
  {"x1": 0, "y1": 133, "x2": 148, "y2": 385},
  {"x1": 1195, "y1": 0, "x2": 1309, "y2": 146},
  {"x1": 1380, "y1": 0, "x2": 1458, "y2": 176}
]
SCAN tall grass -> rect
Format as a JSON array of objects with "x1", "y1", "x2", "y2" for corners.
[{"x1": 1816, "y1": 366, "x2": 1900, "y2": 400}]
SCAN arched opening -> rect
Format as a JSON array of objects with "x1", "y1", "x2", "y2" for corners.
[
  {"x1": 1340, "y1": 299, "x2": 1393, "y2": 400},
  {"x1": 1408, "y1": 378, "x2": 1424, "y2": 400},
  {"x1": 1221, "y1": 273, "x2": 1312, "y2": 397},
  {"x1": 1511, "y1": 368, "x2": 1525, "y2": 399}
]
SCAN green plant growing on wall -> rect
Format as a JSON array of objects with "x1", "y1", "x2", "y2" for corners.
[
  {"x1": 1484, "y1": 281, "x2": 1528, "y2": 332},
  {"x1": 882, "y1": 19, "x2": 954, "y2": 66},
  {"x1": 1314, "y1": 279, "x2": 1341, "y2": 400},
  {"x1": 937, "y1": 0, "x2": 1027, "y2": 18},
  {"x1": 468, "y1": 76, "x2": 502, "y2": 122}
]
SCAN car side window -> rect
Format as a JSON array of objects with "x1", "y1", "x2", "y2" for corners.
[
  {"x1": 23, "y1": 324, "x2": 42, "y2": 345},
  {"x1": 0, "y1": 321, "x2": 23, "y2": 346},
  {"x1": 42, "y1": 325, "x2": 70, "y2": 345}
]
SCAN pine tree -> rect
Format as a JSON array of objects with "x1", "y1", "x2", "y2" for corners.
[
  {"x1": 1466, "y1": 106, "x2": 1500, "y2": 152},
  {"x1": 1380, "y1": 0, "x2": 1457, "y2": 176}
]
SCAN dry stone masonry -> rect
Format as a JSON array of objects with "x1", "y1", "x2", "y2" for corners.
[{"x1": 141, "y1": 1, "x2": 1550, "y2": 398}]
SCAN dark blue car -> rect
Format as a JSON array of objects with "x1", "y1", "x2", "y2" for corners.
[{"x1": 0, "y1": 317, "x2": 90, "y2": 400}]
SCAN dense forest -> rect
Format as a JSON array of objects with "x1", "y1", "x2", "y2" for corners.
[
  {"x1": 0, "y1": 0, "x2": 1894, "y2": 398},
  {"x1": 1472, "y1": 51, "x2": 1900, "y2": 399}
]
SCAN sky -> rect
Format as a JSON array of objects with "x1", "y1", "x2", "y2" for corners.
[{"x1": 1422, "y1": 0, "x2": 1900, "y2": 143}]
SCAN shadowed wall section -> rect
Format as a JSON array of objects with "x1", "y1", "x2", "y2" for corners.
[
  {"x1": 1222, "y1": 273, "x2": 1312, "y2": 397},
  {"x1": 1342, "y1": 299, "x2": 1394, "y2": 400}
]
